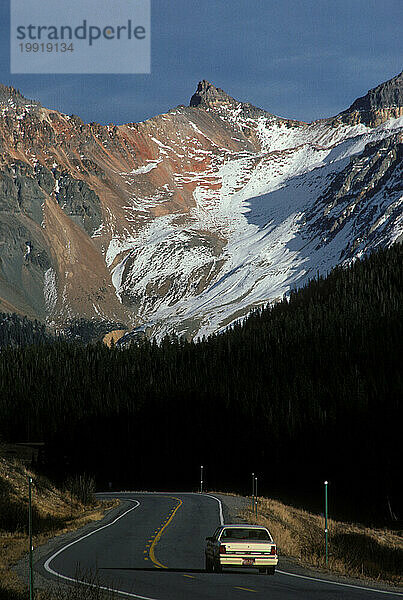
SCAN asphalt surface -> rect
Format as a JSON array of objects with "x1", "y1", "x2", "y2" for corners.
[{"x1": 36, "y1": 492, "x2": 403, "y2": 600}]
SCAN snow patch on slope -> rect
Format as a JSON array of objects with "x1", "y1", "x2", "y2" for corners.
[
  {"x1": 44, "y1": 268, "x2": 57, "y2": 314},
  {"x1": 107, "y1": 111, "x2": 403, "y2": 340},
  {"x1": 124, "y1": 159, "x2": 162, "y2": 176}
]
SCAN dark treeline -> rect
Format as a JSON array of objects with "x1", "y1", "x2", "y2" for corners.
[
  {"x1": 0, "y1": 244, "x2": 402, "y2": 524},
  {"x1": 0, "y1": 313, "x2": 51, "y2": 347},
  {"x1": 0, "y1": 313, "x2": 124, "y2": 347}
]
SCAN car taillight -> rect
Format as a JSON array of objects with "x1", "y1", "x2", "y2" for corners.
[
  {"x1": 270, "y1": 545, "x2": 276, "y2": 555},
  {"x1": 219, "y1": 545, "x2": 226, "y2": 554}
]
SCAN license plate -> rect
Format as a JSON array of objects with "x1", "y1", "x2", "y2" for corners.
[{"x1": 242, "y1": 558, "x2": 255, "y2": 565}]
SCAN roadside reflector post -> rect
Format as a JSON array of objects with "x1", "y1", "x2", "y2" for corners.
[
  {"x1": 28, "y1": 476, "x2": 34, "y2": 600},
  {"x1": 200, "y1": 465, "x2": 203, "y2": 493},
  {"x1": 324, "y1": 480, "x2": 329, "y2": 566},
  {"x1": 251, "y1": 472, "x2": 255, "y2": 510},
  {"x1": 255, "y1": 476, "x2": 258, "y2": 518}
]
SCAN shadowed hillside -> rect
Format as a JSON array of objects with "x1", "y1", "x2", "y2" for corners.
[{"x1": 0, "y1": 243, "x2": 401, "y2": 523}]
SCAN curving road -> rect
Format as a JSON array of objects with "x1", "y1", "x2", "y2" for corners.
[{"x1": 38, "y1": 492, "x2": 403, "y2": 600}]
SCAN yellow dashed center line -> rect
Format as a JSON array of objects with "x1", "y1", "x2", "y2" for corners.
[
  {"x1": 147, "y1": 496, "x2": 183, "y2": 569},
  {"x1": 183, "y1": 574, "x2": 195, "y2": 579},
  {"x1": 234, "y1": 587, "x2": 257, "y2": 593}
]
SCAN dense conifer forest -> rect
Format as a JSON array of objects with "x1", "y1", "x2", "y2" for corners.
[
  {"x1": 0, "y1": 243, "x2": 401, "y2": 523},
  {"x1": 0, "y1": 313, "x2": 50, "y2": 347}
]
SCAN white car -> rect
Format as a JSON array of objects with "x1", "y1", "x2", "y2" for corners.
[{"x1": 205, "y1": 524, "x2": 278, "y2": 574}]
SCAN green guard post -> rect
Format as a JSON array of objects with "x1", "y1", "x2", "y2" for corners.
[
  {"x1": 29, "y1": 477, "x2": 34, "y2": 600},
  {"x1": 324, "y1": 480, "x2": 329, "y2": 566}
]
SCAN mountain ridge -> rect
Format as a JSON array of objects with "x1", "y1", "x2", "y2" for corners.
[
  {"x1": 334, "y1": 70, "x2": 403, "y2": 126},
  {"x1": 2, "y1": 70, "x2": 402, "y2": 124},
  {"x1": 0, "y1": 72, "x2": 402, "y2": 340}
]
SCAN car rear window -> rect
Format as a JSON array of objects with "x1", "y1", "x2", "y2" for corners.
[{"x1": 220, "y1": 528, "x2": 271, "y2": 541}]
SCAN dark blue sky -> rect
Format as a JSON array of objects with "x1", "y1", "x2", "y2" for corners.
[{"x1": 1, "y1": 0, "x2": 402, "y2": 124}]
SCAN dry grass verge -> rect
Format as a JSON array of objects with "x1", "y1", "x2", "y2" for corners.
[
  {"x1": 0, "y1": 454, "x2": 118, "y2": 600},
  {"x1": 241, "y1": 496, "x2": 403, "y2": 586}
]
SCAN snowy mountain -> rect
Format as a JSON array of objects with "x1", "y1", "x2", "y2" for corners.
[{"x1": 0, "y1": 73, "x2": 402, "y2": 340}]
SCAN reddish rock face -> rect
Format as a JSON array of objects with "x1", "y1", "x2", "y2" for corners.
[{"x1": 0, "y1": 75, "x2": 402, "y2": 340}]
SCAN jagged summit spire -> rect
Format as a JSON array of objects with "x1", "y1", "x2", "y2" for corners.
[
  {"x1": 189, "y1": 80, "x2": 238, "y2": 108},
  {"x1": 189, "y1": 79, "x2": 273, "y2": 120},
  {"x1": 0, "y1": 84, "x2": 41, "y2": 108}
]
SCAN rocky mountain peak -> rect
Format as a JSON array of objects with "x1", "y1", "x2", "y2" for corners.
[
  {"x1": 189, "y1": 79, "x2": 275, "y2": 123},
  {"x1": 0, "y1": 84, "x2": 41, "y2": 109},
  {"x1": 347, "y1": 71, "x2": 403, "y2": 113},
  {"x1": 336, "y1": 70, "x2": 403, "y2": 126},
  {"x1": 189, "y1": 80, "x2": 238, "y2": 108}
]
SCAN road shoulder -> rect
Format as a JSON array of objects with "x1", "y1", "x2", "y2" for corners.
[
  {"x1": 214, "y1": 492, "x2": 403, "y2": 597},
  {"x1": 14, "y1": 495, "x2": 130, "y2": 594}
]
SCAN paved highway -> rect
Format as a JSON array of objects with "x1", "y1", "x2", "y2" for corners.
[{"x1": 38, "y1": 492, "x2": 403, "y2": 599}]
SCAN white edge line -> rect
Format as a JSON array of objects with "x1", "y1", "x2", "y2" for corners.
[
  {"x1": 277, "y1": 570, "x2": 403, "y2": 596},
  {"x1": 200, "y1": 494, "x2": 402, "y2": 597},
  {"x1": 43, "y1": 499, "x2": 159, "y2": 600},
  {"x1": 43, "y1": 492, "x2": 402, "y2": 598},
  {"x1": 201, "y1": 493, "x2": 224, "y2": 525}
]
